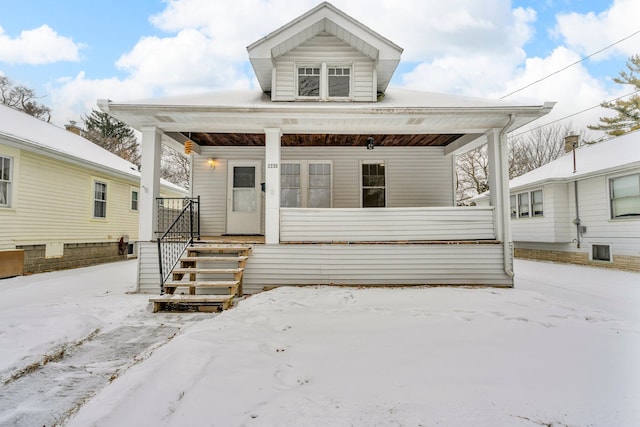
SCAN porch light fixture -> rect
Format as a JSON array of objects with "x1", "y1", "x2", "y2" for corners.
[
  {"x1": 366, "y1": 136, "x2": 375, "y2": 150},
  {"x1": 207, "y1": 158, "x2": 216, "y2": 170}
]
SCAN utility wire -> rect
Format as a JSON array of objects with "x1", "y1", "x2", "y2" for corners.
[
  {"x1": 500, "y1": 29, "x2": 640, "y2": 99},
  {"x1": 509, "y1": 89, "x2": 640, "y2": 138}
]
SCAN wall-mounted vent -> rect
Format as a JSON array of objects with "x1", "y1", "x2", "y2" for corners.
[{"x1": 406, "y1": 118, "x2": 425, "y2": 125}]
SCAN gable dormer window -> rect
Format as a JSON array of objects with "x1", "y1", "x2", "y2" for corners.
[
  {"x1": 297, "y1": 63, "x2": 352, "y2": 100},
  {"x1": 328, "y1": 67, "x2": 350, "y2": 97},
  {"x1": 298, "y1": 66, "x2": 320, "y2": 97}
]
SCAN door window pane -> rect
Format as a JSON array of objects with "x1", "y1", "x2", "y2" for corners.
[
  {"x1": 233, "y1": 189, "x2": 256, "y2": 212},
  {"x1": 233, "y1": 167, "x2": 255, "y2": 188}
]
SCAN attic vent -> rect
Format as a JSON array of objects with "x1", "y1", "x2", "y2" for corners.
[
  {"x1": 155, "y1": 115, "x2": 175, "y2": 123},
  {"x1": 282, "y1": 118, "x2": 299, "y2": 125},
  {"x1": 406, "y1": 118, "x2": 425, "y2": 125}
]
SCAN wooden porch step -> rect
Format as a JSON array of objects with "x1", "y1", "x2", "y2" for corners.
[
  {"x1": 187, "y1": 246, "x2": 251, "y2": 254},
  {"x1": 180, "y1": 255, "x2": 248, "y2": 262},
  {"x1": 164, "y1": 280, "x2": 240, "y2": 295},
  {"x1": 150, "y1": 294, "x2": 234, "y2": 312},
  {"x1": 172, "y1": 268, "x2": 243, "y2": 275}
]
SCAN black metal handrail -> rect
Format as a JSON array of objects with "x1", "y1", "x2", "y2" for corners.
[{"x1": 157, "y1": 197, "x2": 200, "y2": 294}]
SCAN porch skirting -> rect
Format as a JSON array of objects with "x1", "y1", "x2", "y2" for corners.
[{"x1": 137, "y1": 241, "x2": 513, "y2": 294}]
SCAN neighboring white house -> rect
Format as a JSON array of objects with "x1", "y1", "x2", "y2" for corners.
[
  {"x1": 0, "y1": 103, "x2": 187, "y2": 276},
  {"x1": 99, "y1": 2, "x2": 554, "y2": 294},
  {"x1": 474, "y1": 131, "x2": 640, "y2": 272}
]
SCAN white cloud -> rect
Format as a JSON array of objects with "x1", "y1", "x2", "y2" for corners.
[
  {"x1": 554, "y1": 0, "x2": 640, "y2": 59},
  {"x1": 44, "y1": 0, "x2": 635, "y2": 137},
  {"x1": 0, "y1": 25, "x2": 83, "y2": 64}
]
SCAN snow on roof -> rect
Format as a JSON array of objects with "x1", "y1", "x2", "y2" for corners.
[
  {"x1": 0, "y1": 104, "x2": 186, "y2": 193},
  {"x1": 106, "y1": 87, "x2": 547, "y2": 111},
  {"x1": 510, "y1": 130, "x2": 640, "y2": 190}
]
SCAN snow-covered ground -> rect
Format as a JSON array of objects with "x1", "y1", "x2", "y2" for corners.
[{"x1": 1, "y1": 259, "x2": 639, "y2": 426}]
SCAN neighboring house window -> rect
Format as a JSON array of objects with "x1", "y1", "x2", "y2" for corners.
[
  {"x1": 610, "y1": 173, "x2": 640, "y2": 218},
  {"x1": 309, "y1": 163, "x2": 331, "y2": 208},
  {"x1": 362, "y1": 162, "x2": 386, "y2": 208},
  {"x1": 510, "y1": 195, "x2": 517, "y2": 218},
  {"x1": 518, "y1": 193, "x2": 529, "y2": 218},
  {"x1": 0, "y1": 156, "x2": 11, "y2": 207},
  {"x1": 531, "y1": 190, "x2": 544, "y2": 216},
  {"x1": 281, "y1": 161, "x2": 332, "y2": 208},
  {"x1": 298, "y1": 66, "x2": 320, "y2": 97},
  {"x1": 131, "y1": 190, "x2": 139, "y2": 211},
  {"x1": 512, "y1": 190, "x2": 543, "y2": 219},
  {"x1": 93, "y1": 181, "x2": 107, "y2": 218},
  {"x1": 281, "y1": 163, "x2": 301, "y2": 207},
  {"x1": 327, "y1": 67, "x2": 350, "y2": 97}
]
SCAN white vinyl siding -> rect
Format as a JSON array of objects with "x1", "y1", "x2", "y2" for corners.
[
  {"x1": 280, "y1": 207, "x2": 495, "y2": 242},
  {"x1": 273, "y1": 33, "x2": 375, "y2": 102},
  {"x1": 193, "y1": 146, "x2": 454, "y2": 236}
]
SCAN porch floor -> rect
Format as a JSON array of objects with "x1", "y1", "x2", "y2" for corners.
[
  {"x1": 200, "y1": 236, "x2": 502, "y2": 245},
  {"x1": 200, "y1": 235, "x2": 265, "y2": 244}
]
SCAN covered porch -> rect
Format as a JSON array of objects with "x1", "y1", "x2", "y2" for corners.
[{"x1": 98, "y1": 90, "x2": 553, "y2": 293}]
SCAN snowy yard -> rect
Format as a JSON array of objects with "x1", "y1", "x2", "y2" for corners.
[{"x1": 0, "y1": 259, "x2": 639, "y2": 426}]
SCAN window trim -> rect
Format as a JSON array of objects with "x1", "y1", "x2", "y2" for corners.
[
  {"x1": 361, "y1": 160, "x2": 386, "y2": 208},
  {"x1": 0, "y1": 155, "x2": 12, "y2": 208},
  {"x1": 609, "y1": 172, "x2": 640, "y2": 220},
  {"x1": 93, "y1": 179, "x2": 108, "y2": 219}
]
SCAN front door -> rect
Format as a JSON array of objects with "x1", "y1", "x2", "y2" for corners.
[{"x1": 226, "y1": 161, "x2": 262, "y2": 234}]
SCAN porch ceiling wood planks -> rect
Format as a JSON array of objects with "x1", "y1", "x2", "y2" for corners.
[{"x1": 187, "y1": 132, "x2": 463, "y2": 147}]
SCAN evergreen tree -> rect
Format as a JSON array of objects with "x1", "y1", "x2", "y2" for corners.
[
  {"x1": 83, "y1": 109, "x2": 141, "y2": 166},
  {"x1": 589, "y1": 55, "x2": 640, "y2": 136}
]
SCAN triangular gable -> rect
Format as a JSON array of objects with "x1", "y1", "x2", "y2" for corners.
[{"x1": 247, "y1": 2, "x2": 402, "y2": 93}]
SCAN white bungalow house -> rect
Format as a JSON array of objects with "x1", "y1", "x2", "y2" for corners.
[
  {"x1": 98, "y1": 2, "x2": 554, "y2": 306},
  {"x1": 0, "y1": 103, "x2": 187, "y2": 278},
  {"x1": 474, "y1": 131, "x2": 640, "y2": 272}
]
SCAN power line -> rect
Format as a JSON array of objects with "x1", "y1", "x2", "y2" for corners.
[
  {"x1": 500, "y1": 29, "x2": 640, "y2": 100},
  {"x1": 510, "y1": 89, "x2": 640, "y2": 138}
]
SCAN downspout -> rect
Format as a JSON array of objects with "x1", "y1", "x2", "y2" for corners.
[
  {"x1": 574, "y1": 180, "x2": 581, "y2": 248},
  {"x1": 499, "y1": 114, "x2": 516, "y2": 277}
]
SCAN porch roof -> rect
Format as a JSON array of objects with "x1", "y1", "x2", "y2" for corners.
[{"x1": 98, "y1": 88, "x2": 554, "y2": 151}]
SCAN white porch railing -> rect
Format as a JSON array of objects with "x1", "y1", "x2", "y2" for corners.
[{"x1": 280, "y1": 206, "x2": 496, "y2": 242}]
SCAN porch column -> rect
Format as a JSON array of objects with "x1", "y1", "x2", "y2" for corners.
[
  {"x1": 486, "y1": 129, "x2": 505, "y2": 241},
  {"x1": 139, "y1": 126, "x2": 163, "y2": 241},
  {"x1": 264, "y1": 128, "x2": 282, "y2": 244}
]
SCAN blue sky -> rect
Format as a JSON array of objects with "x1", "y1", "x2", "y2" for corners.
[{"x1": 1, "y1": 0, "x2": 638, "y2": 135}]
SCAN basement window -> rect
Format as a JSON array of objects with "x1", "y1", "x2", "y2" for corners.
[{"x1": 591, "y1": 244, "x2": 611, "y2": 262}]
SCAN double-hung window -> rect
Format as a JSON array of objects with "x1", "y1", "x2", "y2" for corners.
[
  {"x1": 297, "y1": 64, "x2": 351, "y2": 100},
  {"x1": 281, "y1": 161, "x2": 332, "y2": 208},
  {"x1": 362, "y1": 162, "x2": 386, "y2": 208},
  {"x1": 0, "y1": 156, "x2": 11, "y2": 207},
  {"x1": 610, "y1": 173, "x2": 640, "y2": 218},
  {"x1": 298, "y1": 67, "x2": 320, "y2": 97},
  {"x1": 131, "y1": 189, "x2": 139, "y2": 211},
  {"x1": 93, "y1": 181, "x2": 107, "y2": 218},
  {"x1": 512, "y1": 189, "x2": 543, "y2": 219}
]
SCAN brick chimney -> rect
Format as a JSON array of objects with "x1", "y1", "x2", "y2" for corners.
[{"x1": 65, "y1": 120, "x2": 82, "y2": 136}]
